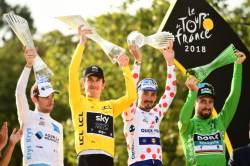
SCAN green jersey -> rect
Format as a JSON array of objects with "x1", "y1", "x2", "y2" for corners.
[{"x1": 178, "y1": 64, "x2": 242, "y2": 166}]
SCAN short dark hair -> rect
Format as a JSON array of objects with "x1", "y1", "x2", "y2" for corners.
[{"x1": 30, "y1": 83, "x2": 39, "y2": 98}]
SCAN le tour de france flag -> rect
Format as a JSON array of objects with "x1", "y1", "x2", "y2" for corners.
[{"x1": 159, "y1": 0, "x2": 249, "y2": 155}]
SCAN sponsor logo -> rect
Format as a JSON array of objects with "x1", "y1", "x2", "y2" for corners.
[
  {"x1": 102, "y1": 105, "x2": 112, "y2": 110},
  {"x1": 141, "y1": 128, "x2": 159, "y2": 133},
  {"x1": 39, "y1": 121, "x2": 45, "y2": 126},
  {"x1": 26, "y1": 128, "x2": 33, "y2": 160},
  {"x1": 87, "y1": 112, "x2": 113, "y2": 138},
  {"x1": 139, "y1": 137, "x2": 161, "y2": 145},
  {"x1": 96, "y1": 114, "x2": 110, "y2": 124},
  {"x1": 36, "y1": 145, "x2": 43, "y2": 149},
  {"x1": 44, "y1": 133, "x2": 59, "y2": 143},
  {"x1": 78, "y1": 112, "x2": 84, "y2": 145},
  {"x1": 131, "y1": 141, "x2": 135, "y2": 159},
  {"x1": 35, "y1": 131, "x2": 43, "y2": 139},
  {"x1": 196, "y1": 133, "x2": 220, "y2": 141},
  {"x1": 51, "y1": 123, "x2": 60, "y2": 134},
  {"x1": 129, "y1": 125, "x2": 135, "y2": 132},
  {"x1": 193, "y1": 132, "x2": 224, "y2": 153},
  {"x1": 155, "y1": 116, "x2": 159, "y2": 123}
]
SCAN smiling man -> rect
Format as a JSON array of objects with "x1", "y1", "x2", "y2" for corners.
[
  {"x1": 15, "y1": 48, "x2": 63, "y2": 166},
  {"x1": 69, "y1": 26, "x2": 136, "y2": 166},
  {"x1": 122, "y1": 41, "x2": 177, "y2": 166},
  {"x1": 178, "y1": 50, "x2": 246, "y2": 166}
]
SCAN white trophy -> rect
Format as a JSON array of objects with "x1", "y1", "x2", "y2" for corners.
[
  {"x1": 127, "y1": 31, "x2": 175, "y2": 49},
  {"x1": 3, "y1": 12, "x2": 53, "y2": 80},
  {"x1": 56, "y1": 15, "x2": 125, "y2": 64}
]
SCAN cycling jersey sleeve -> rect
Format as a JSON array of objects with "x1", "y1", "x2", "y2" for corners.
[
  {"x1": 122, "y1": 63, "x2": 140, "y2": 121},
  {"x1": 217, "y1": 64, "x2": 242, "y2": 129},
  {"x1": 154, "y1": 65, "x2": 177, "y2": 121},
  {"x1": 178, "y1": 90, "x2": 198, "y2": 134},
  {"x1": 69, "y1": 44, "x2": 86, "y2": 112},
  {"x1": 15, "y1": 66, "x2": 31, "y2": 124},
  {"x1": 112, "y1": 66, "x2": 137, "y2": 118}
]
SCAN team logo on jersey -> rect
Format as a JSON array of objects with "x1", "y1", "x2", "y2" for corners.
[
  {"x1": 78, "y1": 112, "x2": 84, "y2": 145},
  {"x1": 45, "y1": 133, "x2": 59, "y2": 143},
  {"x1": 35, "y1": 131, "x2": 44, "y2": 140},
  {"x1": 87, "y1": 112, "x2": 114, "y2": 138},
  {"x1": 39, "y1": 117, "x2": 45, "y2": 120},
  {"x1": 131, "y1": 140, "x2": 135, "y2": 159},
  {"x1": 36, "y1": 145, "x2": 43, "y2": 149},
  {"x1": 96, "y1": 114, "x2": 110, "y2": 124},
  {"x1": 51, "y1": 123, "x2": 60, "y2": 134},
  {"x1": 141, "y1": 128, "x2": 160, "y2": 134},
  {"x1": 139, "y1": 137, "x2": 161, "y2": 145},
  {"x1": 129, "y1": 125, "x2": 135, "y2": 133},
  {"x1": 155, "y1": 116, "x2": 159, "y2": 123},
  {"x1": 193, "y1": 132, "x2": 224, "y2": 153},
  {"x1": 102, "y1": 105, "x2": 112, "y2": 110},
  {"x1": 39, "y1": 121, "x2": 45, "y2": 126},
  {"x1": 26, "y1": 128, "x2": 33, "y2": 160}
]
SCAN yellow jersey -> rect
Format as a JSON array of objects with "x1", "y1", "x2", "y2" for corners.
[{"x1": 69, "y1": 44, "x2": 136, "y2": 157}]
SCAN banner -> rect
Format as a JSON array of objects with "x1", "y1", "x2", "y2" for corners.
[{"x1": 159, "y1": 0, "x2": 249, "y2": 155}]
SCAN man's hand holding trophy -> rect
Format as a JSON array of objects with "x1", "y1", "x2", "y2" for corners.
[
  {"x1": 56, "y1": 15, "x2": 125, "y2": 64},
  {"x1": 3, "y1": 12, "x2": 53, "y2": 81}
]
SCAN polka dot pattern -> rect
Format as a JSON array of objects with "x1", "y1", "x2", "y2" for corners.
[
  {"x1": 163, "y1": 103, "x2": 168, "y2": 108},
  {"x1": 123, "y1": 64, "x2": 176, "y2": 165},
  {"x1": 133, "y1": 73, "x2": 139, "y2": 79},
  {"x1": 140, "y1": 154, "x2": 145, "y2": 160}
]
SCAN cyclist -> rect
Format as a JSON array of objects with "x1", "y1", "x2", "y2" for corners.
[
  {"x1": 122, "y1": 41, "x2": 176, "y2": 166},
  {"x1": 69, "y1": 25, "x2": 136, "y2": 166},
  {"x1": 16, "y1": 48, "x2": 63, "y2": 166},
  {"x1": 178, "y1": 50, "x2": 246, "y2": 166}
]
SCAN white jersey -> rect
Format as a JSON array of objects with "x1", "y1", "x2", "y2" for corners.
[
  {"x1": 122, "y1": 64, "x2": 176, "y2": 165},
  {"x1": 15, "y1": 67, "x2": 64, "y2": 166}
]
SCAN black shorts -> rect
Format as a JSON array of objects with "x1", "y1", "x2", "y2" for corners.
[{"x1": 77, "y1": 154, "x2": 114, "y2": 166}]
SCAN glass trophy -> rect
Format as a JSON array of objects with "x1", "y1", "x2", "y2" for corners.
[
  {"x1": 56, "y1": 15, "x2": 125, "y2": 64},
  {"x1": 187, "y1": 44, "x2": 238, "y2": 82},
  {"x1": 3, "y1": 12, "x2": 53, "y2": 81},
  {"x1": 127, "y1": 31, "x2": 175, "y2": 49}
]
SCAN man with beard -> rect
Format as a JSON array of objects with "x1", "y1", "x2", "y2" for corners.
[
  {"x1": 15, "y1": 48, "x2": 63, "y2": 166},
  {"x1": 178, "y1": 50, "x2": 246, "y2": 166},
  {"x1": 122, "y1": 41, "x2": 177, "y2": 166},
  {"x1": 69, "y1": 26, "x2": 136, "y2": 166}
]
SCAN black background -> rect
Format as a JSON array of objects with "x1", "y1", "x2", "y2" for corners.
[{"x1": 161, "y1": 0, "x2": 250, "y2": 153}]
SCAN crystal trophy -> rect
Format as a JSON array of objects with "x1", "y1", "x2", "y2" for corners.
[
  {"x1": 56, "y1": 15, "x2": 125, "y2": 64},
  {"x1": 187, "y1": 44, "x2": 238, "y2": 82},
  {"x1": 3, "y1": 12, "x2": 53, "y2": 80},
  {"x1": 127, "y1": 31, "x2": 175, "y2": 49}
]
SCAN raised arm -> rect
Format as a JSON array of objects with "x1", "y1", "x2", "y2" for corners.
[
  {"x1": 154, "y1": 41, "x2": 177, "y2": 121},
  {"x1": 217, "y1": 51, "x2": 246, "y2": 129},
  {"x1": 122, "y1": 44, "x2": 141, "y2": 121},
  {"x1": 69, "y1": 26, "x2": 92, "y2": 110},
  {"x1": 112, "y1": 54, "x2": 137, "y2": 118},
  {"x1": 0, "y1": 122, "x2": 8, "y2": 151},
  {"x1": 15, "y1": 48, "x2": 35, "y2": 124},
  {"x1": 0, "y1": 127, "x2": 22, "y2": 166},
  {"x1": 178, "y1": 76, "x2": 199, "y2": 133}
]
